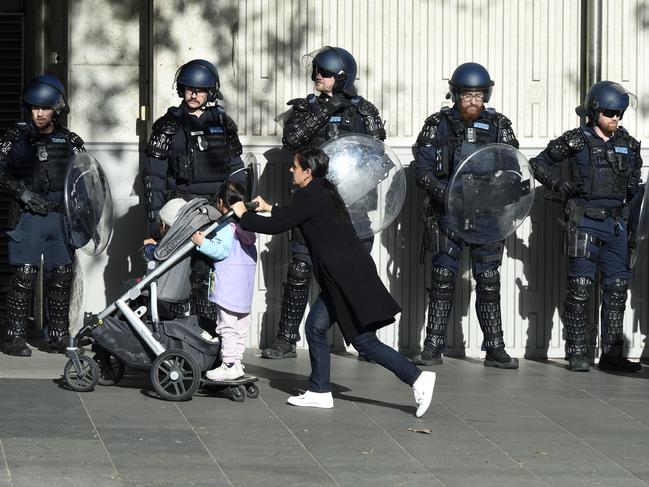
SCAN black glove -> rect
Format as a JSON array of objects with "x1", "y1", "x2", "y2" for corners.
[
  {"x1": 148, "y1": 218, "x2": 162, "y2": 240},
  {"x1": 19, "y1": 189, "x2": 49, "y2": 215},
  {"x1": 322, "y1": 93, "x2": 349, "y2": 113},
  {"x1": 554, "y1": 178, "x2": 580, "y2": 198}
]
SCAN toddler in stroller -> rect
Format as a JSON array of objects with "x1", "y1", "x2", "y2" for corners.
[{"x1": 62, "y1": 197, "x2": 259, "y2": 402}]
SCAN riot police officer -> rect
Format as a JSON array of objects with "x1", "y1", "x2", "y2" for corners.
[
  {"x1": 529, "y1": 81, "x2": 642, "y2": 372},
  {"x1": 0, "y1": 75, "x2": 85, "y2": 356},
  {"x1": 143, "y1": 59, "x2": 245, "y2": 330},
  {"x1": 262, "y1": 46, "x2": 386, "y2": 359},
  {"x1": 413, "y1": 62, "x2": 519, "y2": 369}
]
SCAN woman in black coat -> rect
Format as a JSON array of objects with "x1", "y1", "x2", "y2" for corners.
[{"x1": 232, "y1": 147, "x2": 436, "y2": 417}]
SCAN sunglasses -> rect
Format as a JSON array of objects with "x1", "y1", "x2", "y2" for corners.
[
  {"x1": 313, "y1": 66, "x2": 338, "y2": 78},
  {"x1": 601, "y1": 109, "x2": 624, "y2": 119}
]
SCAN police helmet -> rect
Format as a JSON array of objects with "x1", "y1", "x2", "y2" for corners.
[
  {"x1": 23, "y1": 75, "x2": 68, "y2": 115},
  {"x1": 447, "y1": 62, "x2": 494, "y2": 103},
  {"x1": 309, "y1": 46, "x2": 357, "y2": 96},
  {"x1": 174, "y1": 59, "x2": 222, "y2": 102},
  {"x1": 576, "y1": 81, "x2": 636, "y2": 121}
]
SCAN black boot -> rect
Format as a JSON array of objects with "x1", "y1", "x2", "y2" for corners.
[
  {"x1": 598, "y1": 353, "x2": 641, "y2": 372},
  {"x1": 412, "y1": 343, "x2": 443, "y2": 366},
  {"x1": 484, "y1": 347, "x2": 519, "y2": 369},
  {"x1": 262, "y1": 260, "x2": 311, "y2": 359},
  {"x1": 475, "y1": 269, "x2": 518, "y2": 369},
  {"x1": 261, "y1": 336, "x2": 297, "y2": 359},
  {"x1": 4, "y1": 337, "x2": 31, "y2": 357},
  {"x1": 562, "y1": 277, "x2": 593, "y2": 371},
  {"x1": 568, "y1": 352, "x2": 591, "y2": 371},
  {"x1": 46, "y1": 265, "x2": 73, "y2": 354},
  {"x1": 598, "y1": 279, "x2": 639, "y2": 372},
  {"x1": 3, "y1": 265, "x2": 38, "y2": 357},
  {"x1": 415, "y1": 266, "x2": 455, "y2": 366}
]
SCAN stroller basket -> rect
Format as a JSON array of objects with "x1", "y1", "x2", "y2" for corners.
[{"x1": 92, "y1": 315, "x2": 220, "y2": 372}]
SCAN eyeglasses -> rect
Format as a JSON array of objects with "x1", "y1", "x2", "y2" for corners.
[
  {"x1": 601, "y1": 109, "x2": 624, "y2": 119},
  {"x1": 184, "y1": 87, "x2": 208, "y2": 95},
  {"x1": 460, "y1": 92, "x2": 485, "y2": 101},
  {"x1": 313, "y1": 66, "x2": 338, "y2": 78}
]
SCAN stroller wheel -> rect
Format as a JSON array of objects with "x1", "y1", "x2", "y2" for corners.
[
  {"x1": 245, "y1": 383, "x2": 259, "y2": 399},
  {"x1": 230, "y1": 385, "x2": 246, "y2": 402},
  {"x1": 151, "y1": 350, "x2": 200, "y2": 401},
  {"x1": 93, "y1": 351, "x2": 125, "y2": 386},
  {"x1": 64, "y1": 355, "x2": 100, "y2": 392}
]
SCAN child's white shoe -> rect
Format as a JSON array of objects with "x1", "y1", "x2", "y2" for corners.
[{"x1": 206, "y1": 362, "x2": 244, "y2": 381}]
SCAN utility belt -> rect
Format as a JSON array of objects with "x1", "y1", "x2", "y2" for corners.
[
  {"x1": 23, "y1": 199, "x2": 66, "y2": 214},
  {"x1": 420, "y1": 202, "x2": 503, "y2": 263},
  {"x1": 562, "y1": 199, "x2": 628, "y2": 261}
]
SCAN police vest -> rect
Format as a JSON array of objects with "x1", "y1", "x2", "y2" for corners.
[
  {"x1": 574, "y1": 129, "x2": 634, "y2": 201},
  {"x1": 171, "y1": 110, "x2": 231, "y2": 184},
  {"x1": 311, "y1": 102, "x2": 367, "y2": 147},
  {"x1": 11, "y1": 128, "x2": 73, "y2": 192},
  {"x1": 435, "y1": 109, "x2": 501, "y2": 178}
]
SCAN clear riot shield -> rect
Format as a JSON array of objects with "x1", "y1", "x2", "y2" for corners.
[
  {"x1": 630, "y1": 186, "x2": 649, "y2": 268},
  {"x1": 446, "y1": 143, "x2": 534, "y2": 244},
  {"x1": 243, "y1": 153, "x2": 260, "y2": 200},
  {"x1": 64, "y1": 152, "x2": 114, "y2": 256},
  {"x1": 321, "y1": 134, "x2": 406, "y2": 238}
]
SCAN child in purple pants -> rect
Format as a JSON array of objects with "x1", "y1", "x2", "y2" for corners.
[{"x1": 191, "y1": 182, "x2": 257, "y2": 381}]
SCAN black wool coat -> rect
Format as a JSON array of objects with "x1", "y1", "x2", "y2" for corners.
[{"x1": 240, "y1": 179, "x2": 401, "y2": 342}]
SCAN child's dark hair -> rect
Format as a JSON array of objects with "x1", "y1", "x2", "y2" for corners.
[
  {"x1": 294, "y1": 146, "x2": 350, "y2": 224},
  {"x1": 216, "y1": 181, "x2": 246, "y2": 209}
]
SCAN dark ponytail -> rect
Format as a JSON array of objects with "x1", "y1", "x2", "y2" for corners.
[{"x1": 294, "y1": 146, "x2": 350, "y2": 224}]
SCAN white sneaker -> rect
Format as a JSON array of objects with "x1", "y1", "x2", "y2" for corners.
[
  {"x1": 287, "y1": 391, "x2": 334, "y2": 409},
  {"x1": 206, "y1": 362, "x2": 244, "y2": 381},
  {"x1": 412, "y1": 371, "x2": 436, "y2": 417}
]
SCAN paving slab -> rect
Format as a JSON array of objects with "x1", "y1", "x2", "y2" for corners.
[{"x1": 0, "y1": 350, "x2": 647, "y2": 486}]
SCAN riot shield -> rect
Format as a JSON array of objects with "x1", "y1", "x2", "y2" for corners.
[
  {"x1": 64, "y1": 152, "x2": 114, "y2": 256},
  {"x1": 630, "y1": 186, "x2": 649, "y2": 268},
  {"x1": 321, "y1": 134, "x2": 406, "y2": 238},
  {"x1": 244, "y1": 153, "x2": 260, "y2": 200},
  {"x1": 446, "y1": 143, "x2": 534, "y2": 244}
]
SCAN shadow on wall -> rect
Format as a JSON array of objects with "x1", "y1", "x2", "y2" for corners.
[{"x1": 103, "y1": 164, "x2": 147, "y2": 306}]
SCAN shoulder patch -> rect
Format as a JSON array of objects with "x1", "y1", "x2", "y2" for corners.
[
  {"x1": 287, "y1": 97, "x2": 309, "y2": 112},
  {"x1": 67, "y1": 131, "x2": 85, "y2": 147},
  {"x1": 563, "y1": 127, "x2": 586, "y2": 152},
  {"x1": 222, "y1": 113, "x2": 239, "y2": 134},
  {"x1": 356, "y1": 98, "x2": 381, "y2": 117},
  {"x1": 152, "y1": 115, "x2": 180, "y2": 136},
  {"x1": 495, "y1": 112, "x2": 513, "y2": 127}
]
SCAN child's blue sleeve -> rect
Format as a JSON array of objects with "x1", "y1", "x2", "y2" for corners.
[{"x1": 196, "y1": 224, "x2": 235, "y2": 261}]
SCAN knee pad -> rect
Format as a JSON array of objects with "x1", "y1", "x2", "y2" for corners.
[
  {"x1": 475, "y1": 269, "x2": 500, "y2": 301},
  {"x1": 287, "y1": 260, "x2": 312, "y2": 286},
  {"x1": 46, "y1": 265, "x2": 73, "y2": 298}
]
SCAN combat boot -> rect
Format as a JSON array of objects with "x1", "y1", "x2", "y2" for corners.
[
  {"x1": 598, "y1": 353, "x2": 641, "y2": 372},
  {"x1": 567, "y1": 352, "x2": 591, "y2": 372},
  {"x1": 484, "y1": 347, "x2": 519, "y2": 369},
  {"x1": 261, "y1": 336, "x2": 297, "y2": 359},
  {"x1": 412, "y1": 343, "x2": 443, "y2": 366},
  {"x1": 3, "y1": 337, "x2": 31, "y2": 357}
]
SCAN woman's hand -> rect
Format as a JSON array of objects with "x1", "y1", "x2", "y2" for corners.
[
  {"x1": 232, "y1": 201, "x2": 247, "y2": 218},
  {"x1": 252, "y1": 195, "x2": 273, "y2": 213},
  {"x1": 191, "y1": 231, "x2": 204, "y2": 246},
  {"x1": 142, "y1": 238, "x2": 157, "y2": 245}
]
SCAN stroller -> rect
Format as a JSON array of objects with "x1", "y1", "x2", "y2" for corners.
[{"x1": 62, "y1": 198, "x2": 259, "y2": 402}]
